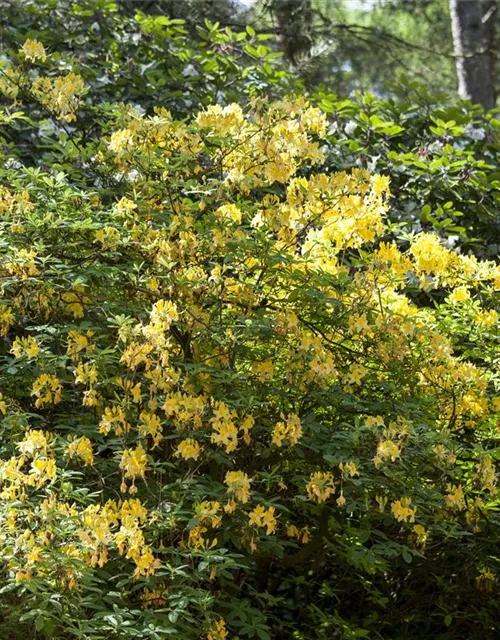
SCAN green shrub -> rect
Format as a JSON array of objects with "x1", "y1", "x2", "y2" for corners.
[{"x1": 0, "y1": 56, "x2": 499, "y2": 637}]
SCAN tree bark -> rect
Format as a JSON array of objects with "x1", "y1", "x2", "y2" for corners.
[
  {"x1": 449, "y1": 0, "x2": 497, "y2": 110},
  {"x1": 271, "y1": 0, "x2": 313, "y2": 63}
]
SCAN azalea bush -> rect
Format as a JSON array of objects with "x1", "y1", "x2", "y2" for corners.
[{"x1": 0, "y1": 31, "x2": 499, "y2": 640}]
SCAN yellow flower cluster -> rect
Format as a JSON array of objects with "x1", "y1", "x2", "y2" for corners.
[
  {"x1": 374, "y1": 440, "x2": 400, "y2": 467},
  {"x1": 10, "y1": 336, "x2": 39, "y2": 359},
  {"x1": 225, "y1": 470, "x2": 252, "y2": 504},
  {"x1": 20, "y1": 38, "x2": 47, "y2": 62},
  {"x1": 210, "y1": 401, "x2": 239, "y2": 453},
  {"x1": 391, "y1": 498, "x2": 416, "y2": 523},
  {"x1": 195, "y1": 501, "x2": 222, "y2": 528},
  {"x1": 0, "y1": 307, "x2": 14, "y2": 336},
  {"x1": 138, "y1": 411, "x2": 163, "y2": 449},
  {"x1": 248, "y1": 504, "x2": 277, "y2": 535},
  {"x1": 286, "y1": 524, "x2": 310, "y2": 544},
  {"x1": 4, "y1": 248, "x2": 39, "y2": 279},
  {"x1": 95, "y1": 226, "x2": 121, "y2": 250},
  {"x1": 81, "y1": 498, "x2": 157, "y2": 576},
  {"x1": 31, "y1": 374, "x2": 62, "y2": 408},
  {"x1": 176, "y1": 438, "x2": 202, "y2": 461},
  {"x1": 120, "y1": 445, "x2": 148, "y2": 493},
  {"x1": 67, "y1": 436, "x2": 94, "y2": 466},
  {"x1": 445, "y1": 484, "x2": 466, "y2": 511},
  {"x1": 32, "y1": 73, "x2": 85, "y2": 122},
  {"x1": 66, "y1": 329, "x2": 94, "y2": 360},
  {"x1": 306, "y1": 472, "x2": 335, "y2": 503},
  {"x1": 272, "y1": 413, "x2": 302, "y2": 447},
  {"x1": 207, "y1": 618, "x2": 228, "y2": 640}
]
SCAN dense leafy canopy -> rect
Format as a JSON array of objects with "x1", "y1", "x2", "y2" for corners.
[{"x1": 0, "y1": 2, "x2": 499, "y2": 640}]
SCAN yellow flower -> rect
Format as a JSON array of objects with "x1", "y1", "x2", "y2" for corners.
[
  {"x1": 120, "y1": 445, "x2": 148, "y2": 491},
  {"x1": 346, "y1": 363, "x2": 367, "y2": 386},
  {"x1": 18, "y1": 429, "x2": 53, "y2": 457},
  {"x1": 241, "y1": 414, "x2": 255, "y2": 445},
  {"x1": 31, "y1": 374, "x2": 62, "y2": 408},
  {"x1": 211, "y1": 403, "x2": 239, "y2": 453},
  {"x1": 176, "y1": 438, "x2": 202, "y2": 461},
  {"x1": 5, "y1": 248, "x2": 39, "y2": 278},
  {"x1": 83, "y1": 389, "x2": 99, "y2": 406},
  {"x1": 215, "y1": 204, "x2": 242, "y2": 224},
  {"x1": 445, "y1": 484, "x2": 466, "y2": 511},
  {"x1": 365, "y1": 415, "x2": 385, "y2": 429},
  {"x1": 0, "y1": 393, "x2": 7, "y2": 416},
  {"x1": 99, "y1": 406, "x2": 129, "y2": 436},
  {"x1": 411, "y1": 524, "x2": 428, "y2": 550},
  {"x1": 306, "y1": 472, "x2": 335, "y2": 503},
  {"x1": 348, "y1": 313, "x2": 371, "y2": 335},
  {"x1": 225, "y1": 470, "x2": 252, "y2": 503},
  {"x1": 447, "y1": 286, "x2": 470, "y2": 304},
  {"x1": 196, "y1": 103, "x2": 244, "y2": 135},
  {"x1": 29, "y1": 458, "x2": 57, "y2": 486},
  {"x1": 0, "y1": 307, "x2": 14, "y2": 336},
  {"x1": 95, "y1": 226, "x2": 121, "y2": 250},
  {"x1": 195, "y1": 501, "x2": 222, "y2": 527},
  {"x1": 248, "y1": 504, "x2": 277, "y2": 535},
  {"x1": 252, "y1": 359, "x2": 274, "y2": 382},
  {"x1": 207, "y1": 617, "x2": 228, "y2": 640},
  {"x1": 32, "y1": 73, "x2": 85, "y2": 122},
  {"x1": 339, "y1": 461, "x2": 359, "y2": 478},
  {"x1": 66, "y1": 330, "x2": 93, "y2": 360},
  {"x1": 10, "y1": 336, "x2": 39, "y2": 359},
  {"x1": 391, "y1": 497, "x2": 416, "y2": 523},
  {"x1": 67, "y1": 436, "x2": 94, "y2": 466},
  {"x1": 374, "y1": 440, "x2": 400, "y2": 467},
  {"x1": 476, "y1": 568, "x2": 497, "y2": 592},
  {"x1": 272, "y1": 413, "x2": 302, "y2": 447},
  {"x1": 137, "y1": 411, "x2": 163, "y2": 448},
  {"x1": 476, "y1": 458, "x2": 497, "y2": 493},
  {"x1": 475, "y1": 309, "x2": 498, "y2": 330},
  {"x1": 20, "y1": 38, "x2": 47, "y2": 62},
  {"x1": 108, "y1": 128, "x2": 135, "y2": 155}
]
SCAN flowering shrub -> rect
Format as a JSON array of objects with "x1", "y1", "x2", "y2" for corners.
[{"x1": 0, "y1": 35, "x2": 499, "y2": 640}]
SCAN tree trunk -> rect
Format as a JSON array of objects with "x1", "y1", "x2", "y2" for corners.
[
  {"x1": 449, "y1": 0, "x2": 497, "y2": 110},
  {"x1": 271, "y1": 0, "x2": 313, "y2": 63}
]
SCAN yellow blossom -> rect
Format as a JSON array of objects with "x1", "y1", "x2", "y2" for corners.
[
  {"x1": 306, "y1": 472, "x2": 335, "y2": 503},
  {"x1": 445, "y1": 484, "x2": 466, "y2": 511},
  {"x1": 391, "y1": 497, "x2": 416, "y2": 523},
  {"x1": 241, "y1": 414, "x2": 255, "y2": 445},
  {"x1": 18, "y1": 430, "x2": 53, "y2": 457},
  {"x1": 176, "y1": 438, "x2": 202, "y2": 461},
  {"x1": 31, "y1": 374, "x2": 62, "y2": 408},
  {"x1": 225, "y1": 470, "x2": 252, "y2": 503},
  {"x1": 447, "y1": 286, "x2": 471, "y2": 304},
  {"x1": 32, "y1": 73, "x2": 85, "y2": 122},
  {"x1": 137, "y1": 411, "x2": 163, "y2": 448},
  {"x1": 120, "y1": 445, "x2": 148, "y2": 492},
  {"x1": 374, "y1": 440, "x2": 400, "y2": 467},
  {"x1": 272, "y1": 413, "x2": 302, "y2": 447},
  {"x1": 207, "y1": 617, "x2": 228, "y2": 640},
  {"x1": 248, "y1": 504, "x2": 277, "y2": 535},
  {"x1": 20, "y1": 38, "x2": 47, "y2": 62},
  {"x1": 195, "y1": 501, "x2": 222, "y2": 528},
  {"x1": 67, "y1": 436, "x2": 94, "y2": 466},
  {"x1": 475, "y1": 309, "x2": 498, "y2": 330},
  {"x1": 99, "y1": 406, "x2": 129, "y2": 436},
  {"x1": 10, "y1": 336, "x2": 39, "y2": 359}
]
